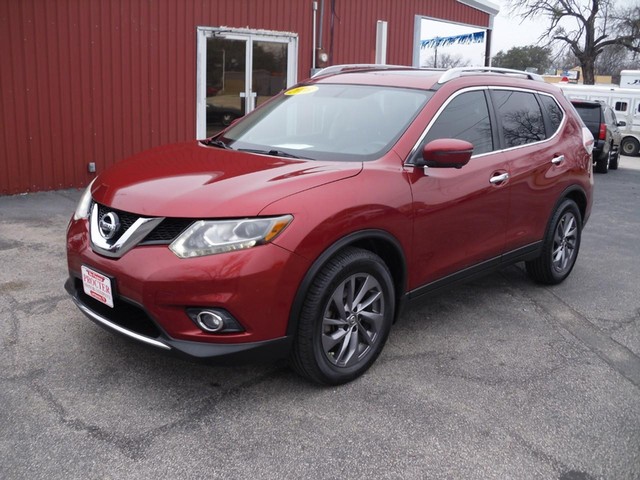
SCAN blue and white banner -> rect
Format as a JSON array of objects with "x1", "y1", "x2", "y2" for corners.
[{"x1": 421, "y1": 31, "x2": 485, "y2": 49}]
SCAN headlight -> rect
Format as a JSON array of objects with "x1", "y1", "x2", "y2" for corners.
[
  {"x1": 73, "y1": 179, "x2": 95, "y2": 220},
  {"x1": 169, "y1": 215, "x2": 293, "y2": 258}
]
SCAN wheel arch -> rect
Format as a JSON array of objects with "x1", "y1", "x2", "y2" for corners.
[
  {"x1": 286, "y1": 230, "x2": 407, "y2": 337},
  {"x1": 563, "y1": 186, "x2": 588, "y2": 226}
]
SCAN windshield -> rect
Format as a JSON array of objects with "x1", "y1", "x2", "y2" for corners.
[{"x1": 219, "y1": 84, "x2": 432, "y2": 161}]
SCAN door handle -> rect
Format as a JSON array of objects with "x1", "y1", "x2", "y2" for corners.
[
  {"x1": 551, "y1": 155, "x2": 565, "y2": 165},
  {"x1": 489, "y1": 172, "x2": 509, "y2": 184}
]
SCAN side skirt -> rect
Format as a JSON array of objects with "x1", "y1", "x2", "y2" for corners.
[{"x1": 405, "y1": 242, "x2": 542, "y2": 303}]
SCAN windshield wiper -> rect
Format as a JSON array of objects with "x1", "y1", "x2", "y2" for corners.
[
  {"x1": 239, "y1": 148, "x2": 309, "y2": 160},
  {"x1": 202, "y1": 139, "x2": 233, "y2": 150}
]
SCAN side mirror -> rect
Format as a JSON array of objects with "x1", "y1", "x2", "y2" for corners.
[
  {"x1": 417, "y1": 138, "x2": 474, "y2": 169},
  {"x1": 617, "y1": 121, "x2": 626, "y2": 127}
]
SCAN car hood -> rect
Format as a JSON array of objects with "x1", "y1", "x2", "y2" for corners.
[{"x1": 91, "y1": 142, "x2": 362, "y2": 217}]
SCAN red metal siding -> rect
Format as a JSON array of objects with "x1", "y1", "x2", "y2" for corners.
[{"x1": 0, "y1": 0, "x2": 489, "y2": 195}]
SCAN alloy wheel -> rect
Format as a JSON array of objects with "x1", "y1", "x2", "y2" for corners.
[
  {"x1": 552, "y1": 211, "x2": 578, "y2": 273},
  {"x1": 321, "y1": 273, "x2": 385, "y2": 368}
]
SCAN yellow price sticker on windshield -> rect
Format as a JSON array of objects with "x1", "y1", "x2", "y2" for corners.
[{"x1": 285, "y1": 86, "x2": 318, "y2": 96}]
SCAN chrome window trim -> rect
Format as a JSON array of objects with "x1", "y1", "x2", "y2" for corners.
[{"x1": 405, "y1": 86, "x2": 567, "y2": 166}]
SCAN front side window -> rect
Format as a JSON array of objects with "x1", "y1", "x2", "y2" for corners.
[
  {"x1": 604, "y1": 108, "x2": 616, "y2": 125},
  {"x1": 493, "y1": 90, "x2": 546, "y2": 148},
  {"x1": 420, "y1": 90, "x2": 493, "y2": 156},
  {"x1": 220, "y1": 84, "x2": 432, "y2": 161}
]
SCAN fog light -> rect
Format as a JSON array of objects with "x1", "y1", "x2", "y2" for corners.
[
  {"x1": 196, "y1": 311, "x2": 224, "y2": 332},
  {"x1": 186, "y1": 308, "x2": 244, "y2": 333}
]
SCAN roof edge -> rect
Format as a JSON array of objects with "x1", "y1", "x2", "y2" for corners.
[{"x1": 456, "y1": 0, "x2": 500, "y2": 16}]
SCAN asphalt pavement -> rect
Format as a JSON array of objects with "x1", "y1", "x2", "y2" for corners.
[{"x1": 1, "y1": 156, "x2": 639, "y2": 479}]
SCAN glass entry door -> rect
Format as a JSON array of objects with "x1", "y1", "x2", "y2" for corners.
[{"x1": 197, "y1": 28, "x2": 298, "y2": 138}]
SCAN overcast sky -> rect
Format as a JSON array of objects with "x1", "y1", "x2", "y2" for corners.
[
  {"x1": 490, "y1": 0, "x2": 639, "y2": 55},
  {"x1": 491, "y1": 1, "x2": 547, "y2": 55}
]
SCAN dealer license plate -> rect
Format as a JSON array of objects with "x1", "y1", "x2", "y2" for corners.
[{"x1": 81, "y1": 265, "x2": 114, "y2": 308}]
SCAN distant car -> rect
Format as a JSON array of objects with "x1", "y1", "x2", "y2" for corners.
[
  {"x1": 570, "y1": 99, "x2": 623, "y2": 173},
  {"x1": 206, "y1": 103, "x2": 243, "y2": 126},
  {"x1": 66, "y1": 65, "x2": 594, "y2": 385}
]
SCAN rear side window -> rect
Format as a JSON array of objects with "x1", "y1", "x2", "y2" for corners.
[
  {"x1": 493, "y1": 90, "x2": 546, "y2": 148},
  {"x1": 421, "y1": 90, "x2": 493, "y2": 156},
  {"x1": 539, "y1": 95, "x2": 564, "y2": 135}
]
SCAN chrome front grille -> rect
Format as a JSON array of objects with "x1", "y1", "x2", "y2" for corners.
[{"x1": 89, "y1": 202, "x2": 195, "y2": 257}]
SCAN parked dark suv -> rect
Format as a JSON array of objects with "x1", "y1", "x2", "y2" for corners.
[
  {"x1": 66, "y1": 66, "x2": 594, "y2": 385},
  {"x1": 571, "y1": 99, "x2": 622, "y2": 173}
]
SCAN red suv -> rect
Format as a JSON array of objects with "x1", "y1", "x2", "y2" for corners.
[{"x1": 66, "y1": 66, "x2": 594, "y2": 385}]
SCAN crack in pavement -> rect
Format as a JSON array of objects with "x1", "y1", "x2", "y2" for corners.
[
  {"x1": 27, "y1": 366, "x2": 289, "y2": 461},
  {"x1": 502, "y1": 270, "x2": 640, "y2": 389}
]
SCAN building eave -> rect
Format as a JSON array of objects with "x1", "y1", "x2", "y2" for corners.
[{"x1": 456, "y1": 0, "x2": 500, "y2": 16}]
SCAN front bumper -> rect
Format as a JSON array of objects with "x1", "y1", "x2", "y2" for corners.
[
  {"x1": 65, "y1": 276, "x2": 293, "y2": 362},
  {"x1": 66, "y1": 217, "x2": 310, "y2": 362}
]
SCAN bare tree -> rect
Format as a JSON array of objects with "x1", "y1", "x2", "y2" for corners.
[
  {"x1": 508, "y1": 0, "x2": 640, "y2": 84},
  {"x1": 595, "y1": 44, "x2": 634, "y2": 75}
]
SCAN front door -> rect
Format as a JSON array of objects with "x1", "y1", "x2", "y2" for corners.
[
  {"x1": 406, "y1": 89, "x2": 509, "y2": 290},
  {"x1": 197, "y1": 28, "x2": 298, "y2": 138}
]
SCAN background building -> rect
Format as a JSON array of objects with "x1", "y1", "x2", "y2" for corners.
[{"x1": 0, "y1": 0, "x2": 498, "y2": 195}]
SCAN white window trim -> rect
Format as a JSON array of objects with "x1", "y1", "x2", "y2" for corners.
[{"x1": 196, "y1": 27, "x2": 298, "y2": 139}]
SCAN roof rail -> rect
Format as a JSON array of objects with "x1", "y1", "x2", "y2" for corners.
[
  {"x1": 438, "y1": 67, "x2": 544, "y2": 84},
  {"x1": 311, "y1": 64, "x2": 415, "y2": 78}
]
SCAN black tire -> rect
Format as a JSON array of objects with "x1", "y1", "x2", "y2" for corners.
[
  {"x1": 525, "y1": 199, "x2": 582, "y2": 285},
  {"x1": 621, "y1": 137, "x2": 640, "y2": 157},
  {"x1": 609, "y1": 146, "x2": 619, "y2": 170},
  {"x1": 594, "y1": 150, "x2": 610, "y2": 174},
  {"x1": 221, "y1": 113, "x2": 235, "y2": 126},
  {"x1": 290, "y1": 247, "x2": 395, "y2": 385}
]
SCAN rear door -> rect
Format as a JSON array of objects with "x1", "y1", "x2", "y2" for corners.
[{"x1": 495, "y1": 89, "x2": 576, "y2": 252}]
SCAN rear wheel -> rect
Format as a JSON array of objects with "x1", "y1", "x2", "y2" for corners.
[
  {"x1": 621, "y1": 137, "x2": 640, "y2": 157},
  {"x1": 526, "y1": 199, "x2": 582, "y2": 285},
  {"x1": 594, "y1": 150, "x2": 610, "y2": 173},
  {"x1": 291, "y1": 247, "x2": 395, "y2": 385},
  {"x1": 609, "y1": 144, "x2": 619, "y2": 170}
]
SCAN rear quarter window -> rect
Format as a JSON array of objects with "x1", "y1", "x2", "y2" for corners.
[{"x1": 539, "y1": 95, "x2": 564, "y2": 135}]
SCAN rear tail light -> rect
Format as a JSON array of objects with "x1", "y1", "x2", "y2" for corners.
[
  {"x1": 582, "y1": 127, "x2": 594, "y2": 155},
  {"x1": 598, "y1": 123, "x2": 606, "y2": 140}
]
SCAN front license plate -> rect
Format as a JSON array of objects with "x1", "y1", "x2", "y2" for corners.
[{"x1": 81, "y1": 265, "x2": 114, "y2": 308}]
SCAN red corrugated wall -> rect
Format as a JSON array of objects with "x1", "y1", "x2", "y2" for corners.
[{"x1": 0, "y1": 0, "x2": 488, "y2": 195}]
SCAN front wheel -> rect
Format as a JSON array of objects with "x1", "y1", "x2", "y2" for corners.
[
  {"x1": 526, "y1": 199, "x2": 582, "y2": 285},
  {"x1": 621, "y1": 137, "x2": 640, "y2": 157},
  {"x1": 291, "y1": 247, "x2": 395, "y2": 385}
]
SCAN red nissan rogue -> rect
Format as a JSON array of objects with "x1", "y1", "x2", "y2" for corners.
[{"x1": 66, "y1": 66, "x2": 594, "y2": 384}]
